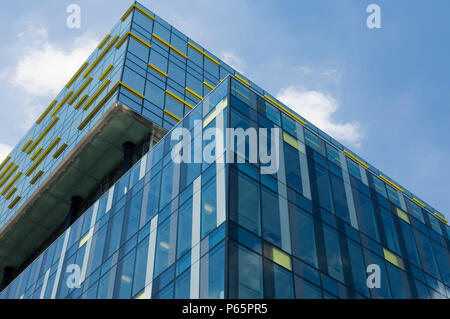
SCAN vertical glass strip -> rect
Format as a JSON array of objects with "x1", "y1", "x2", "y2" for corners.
[
  {"x1": 277, "y1": 138, "x2": 291, "y2": 254},
  {"x1": 190, "y1": 175, "x2": 202, "y2": 299},
  {"x1": 50, "y1": 228, "x2": 71, "y2": 299},
  {"x1": 143, "y1": 214, "x2": 158, "y2": 298},
  {"x1": 295, "y1": 122, "x2": 312, "y2": 200},
  {"x1": 339, "y1": 151, "x2": 359, "y2": 230}
]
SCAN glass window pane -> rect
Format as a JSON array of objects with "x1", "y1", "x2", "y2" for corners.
[
  {"x1": 322, "y1": 224, "x2": 344, "y2": 283},
  {"x1": 310, "y1": 162, "x2": 334, "y2": 213},
  {"x1": 117, "y1": 250, "x2": 136, "y2": 299},
  {"x1": 201, "y1": 176, "x2": 217, "y2": 238},
  {"x1": 154, "y1": 213, "x2": 177, "y2": 278},
  {"x1": 379, "y1": 207, "x2": 401, "y2": 255},
  {"x1": 261, "y1": 187, "x2": 282, "y2": 248},
  {"x1": 132, "y1": 238, "x2": 149, "y2": 297},
  {"x1": 347, "y1": 238, "x2": 369, "y2": 297},
  {"x1": 175, "y1": 269, "x2": 191, "y2": 299},
  {"x1": 284, "y1": 142, "x2": 303, "y2": 195},
  {"x1": 289, "y1": 204, "x2": 318, "y2": 268},
  {"x1": 294, "y1": 276, "x2": 322, "y2": 299},
  {"x1": 353, "y1": 189, "x2": 379, "y2": 241},
  {"x1": 229, "y1": 169, "x2": 261, "y2": 235},
  {"x1": 200, "y1": 241, "x2": 225, "y2": 298},
  {"x1": 330, "y1": 174, "x2": 350, "y2": 224},
  {"x1": 263, "y1": 259, "x2": 294, "y2": 299},
  {"x1": 177, "y1": 200, "x2": 192, "y2": 258},
  {"x1": 229, "y1": 243, "x2": 263, "y2": 299}
]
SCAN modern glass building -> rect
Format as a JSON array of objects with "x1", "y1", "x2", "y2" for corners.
[{"x1": 0, "y1": 2, "x2": 449, "y2": 299}]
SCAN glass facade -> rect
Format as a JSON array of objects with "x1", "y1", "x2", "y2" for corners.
[{"x1": 0, "y1": 2, "x2": 449, "y2": 299}]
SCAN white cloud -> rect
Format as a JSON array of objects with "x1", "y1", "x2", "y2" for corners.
[
  {"x1": 220, "y1": 50, "x2": 246, "y2": 73},
  {"x1": 0, "y1": 144, "x2": 12, "y2": 163},
  {"x1": 9, "y1": 23, "x2": 98, "y2": 97},
  {"x1": 276, "y1": 86, "x2": 363, "y2": 147},
  {"x1": 0, "y1": 22, "x2": 99, "y2": 128}
]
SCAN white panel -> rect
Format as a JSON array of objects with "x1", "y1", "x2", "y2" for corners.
[
  {"x1": 192, "y1": 175, "x2": 202, "y2": 246},
  {"x1": 143, "y1": 215, "x2": 158, "y2": 298},
  {"x1": 340, "y1": 151, "x2": 359, "y2": 230},
  {"x1": 190, "y1": 260, "x2": 200, "y2": 299},
  {"x1": 360, "y1": 165, "x2": 368, "y2": 186},
  {"x1": 39, "y1": 269, "x2": 50, "y2": 299},
  {"x1": 80, "y1": 200, "x2": 99, "y2": 283},
  {"x1": 106, "y1": 185, "x2": 115, "y2": 213},
  {"x1": 139, "y1": 154, "x2": 148, "y2": 180},
  {"x1": 51, "y1": 228, "x2": 71, "y2": 299},
  {"x1": 277, "y1": 141, "x2": 291, "y2": 254}
]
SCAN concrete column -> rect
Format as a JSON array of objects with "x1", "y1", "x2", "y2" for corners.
[
  {"x1": 122, "y1": 141, "x2": 136, "y2": 173},
  {"x1": 0, "y1": 266, "x2": 14, "y2": 291},
  {"x1": 65, "y1": 196, "x2": 83, "y2": 230}
]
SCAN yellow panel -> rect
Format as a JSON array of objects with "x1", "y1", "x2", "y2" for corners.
[
  {"x1": 1, "y1": 171, "x2": 22, "y2": 196},
  {"x1": 264, "y1": 94, "x2": 307, "y2": 127},
  {"x1": 383, "y1": 248, "x2": 404, "y2": 270},
  {"x1": 0, "y1": 162, "x2": 14, "y2": 181},
  {"x1": 163, "y1": 109, "x2": 181, "y2": 122},
  {"x1": 68, "y1": 77, "x2": 93, "y2": 105},
  {"x1": 130, "y1": 32, "x2": 151, "y2": 48},
  {"x1": 115, "y1": 32, "x2": 130, "y2": 50},
  {"x1": 343, "y1": 150, "x2": 369, "y2": 169},
  {"x1": 51, "y1": 91, "x2": 74, "y2": 116},
  {"x1": 99, "y1": 65, "x2": 114, "y2": 82},
  {"x1": 8, "y1": 196, "x2": 22, "y2": 209},
  {"x1": 31, "y1": 148, "x2": 43, "y2": 161},
  {"x1": 53, "y1": 143, "x2": 68, "y2": 159},
  {"x1": 121, "y1": 3, "x2": 155, "y2": 21},
  {"x1": 264, "y1": 244, "x2": 292, "y2": 271},
  {"x1": 412, "y1": 198, "x2": 425, "y2": 208},
  {"x1": 433, "y1": 213, "x2": 448, "y2": 224},
  {"x1": 77, "y1": 82, "x2": 121, "y2": 130},
  {"x1": 379, "y1": 175, "x2": 403, "y2": 192},
  {"x1": 134, "y1": 290, "x2": 146, "y2": 299},
  {"x1": 83, "y1": 80, "x2": 111, "y2": 111},
  {"x1": 165, "y1": 90, "x2": 193, "y2": 109},
  {"x1": 203, "y1": 81, "x2": 214, "y2": 91},
  {"x1": 187, "y1": 42, "x2": 220, "y2": 65},
  {"x1": 83, "y1": 35, "x2": 119, "y2": 78},
  {"x1": 235, "y1": 74, "x2": 251, "y2": 87},
  {"x1": 283, "y1": 132, "x2": 299, "y2": 150},
  {"x1": 21, "y1": 140, "x2": 33, "y2": 152},
  {"x1": 203, "y1": 110, "x2": 217, "y2": 128},
  {"x1": 74, "y1": 94, "x2": 89, "y2": 110},
  {"x1": 97, "y1": 34, "x2": 111, "y2": 50},
  {"x1": 116, "y1": 32, "x2": 151, "y2": 50},
  {"x1": 5, "y1": 187, "x2": 17, "y2": 200},
  {"x1": 36, "y1": 100, "x2": 57, "y2": 124},
  {"x1": 148, "y1": 63, "x2": 168, "y2": 77},
  {"x1": 396, "y1": 207, "x2": 410, "y2": 223},
  {"x1": 26, "y1": 117, "x2": 59, "y2": 155},
  {"x1": 0, "y1": 156, "x2": 11, "y2": 173},
  {"x1": 185, "y1": 87, "x2": 202, "y2": 101},
  {"x1": 152, "y1": 33, "x2": 187, "y2": 59},
  {"x1": 30, "y1": 170, "x2": 44, "y2": 185},
  {"x1": 119, "y1": 81, "x2": 145, "y2": 99},
  {"x1": 79, "y1": 231, "x2": 92, "y2": 248},
  {"x1": 65, "y1": 62, "x2": 89, "y2": 88},
  {"x1": 26, "y1": 137, "x2": 61, "y2": 177},
  {"x1": 0, "y1": 164, "x2": 18, "y2": 188},
  {"x1": 133, "y1": 5, "x2": 155, "y2": 21}
]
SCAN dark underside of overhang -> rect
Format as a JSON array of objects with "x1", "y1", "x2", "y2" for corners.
[{"x1": 0, "y1": 101, "x2": 166, "y2": 283}]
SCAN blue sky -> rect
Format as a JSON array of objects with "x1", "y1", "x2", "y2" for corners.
[{"x1": 0, "y1": 0, "x2": 448, "y2": 218}]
